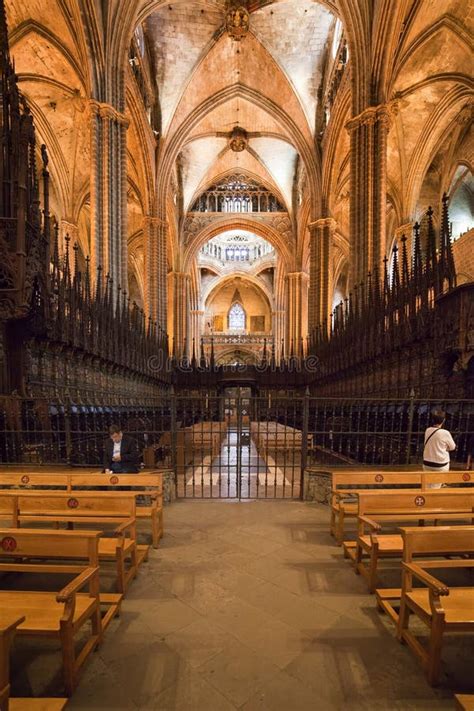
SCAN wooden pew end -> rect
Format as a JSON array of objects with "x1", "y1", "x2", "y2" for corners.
[
  {"x1": 99, "y1": 593, "x2": 123, "y2": 630},
  {"x1": 137, "y1": 544, "x2": 150, "y2": 567},
  {"x1": 375, "y1": 588, "x2": 401, "y2": 624},
  {"x1": 342, "y1": 541, "x2": 356, "y2": 560}
]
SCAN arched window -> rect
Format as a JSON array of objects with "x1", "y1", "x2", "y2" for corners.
[
  {"x1": 191, "y1": 173, "x2": 285, "y2": 213},
  {"x1": 228, "y1": 302, "x2": 246, "y2": 331},
  {"x1": 331, "y1": 19, "x2": 343, "y2": 59},
  {"x1": 449, "y1": 165, "x2": 473, "y2": 238}
]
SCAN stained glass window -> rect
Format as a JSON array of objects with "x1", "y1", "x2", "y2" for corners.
[{"x1": 228, "y1": 302, "x2": 246, "y2": 330}]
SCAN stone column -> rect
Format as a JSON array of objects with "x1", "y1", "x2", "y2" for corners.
[
  {"x1": 143, "y1": 216, "x2": 168, "y2": 329},
  {"x1": 272, "y1": 309, "x2": 285, "y2": 361},
  {"x1": 287, "y1": 272, "x2": 309, "y2": 352},
  {"x1": 89, "y1": 101, "x2": 129, "y2": 290},
  {"x1": 308, "y1": 218, "x2": 336, "y2": 332},
  {"x1": 167, "y1": 271, "x2": 189, "y2": 357},
  {"x1": 346, "y1": 104, "x2": 391, "y2": 286},
  {"x1": 190, "y1": 309, "x2": 204, "y2": 356}
]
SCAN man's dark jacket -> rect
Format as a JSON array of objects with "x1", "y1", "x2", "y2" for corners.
[{"x1": 103, "y1": 435, "x2": 140, "y2": 472}]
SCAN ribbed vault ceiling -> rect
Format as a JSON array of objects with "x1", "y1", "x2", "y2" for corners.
[{"x1": 144, "y1": 0, "x2": 336, "y2": 213}]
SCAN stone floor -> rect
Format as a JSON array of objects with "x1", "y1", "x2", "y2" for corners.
[{"x1": 11, "y1": 500, "x2": 473, "y2": 710}]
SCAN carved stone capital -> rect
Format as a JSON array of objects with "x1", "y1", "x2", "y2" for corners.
[
  {"x1": 308, "y1": 217, "x2": 337, "y2": 234},
  {"x1": 168, "y1": 271, "x2": 189, "y2": 285},
  {"x1": 345, "y1": 104, "x2": 391, "y2": 133},
  {"x1": 287, "y1": 271, "x2": 309, "y2": 284},
  {"x1": 89, "y1": 100, "x2": 129, "y2": 127},
  {"x1": 143, "y1": 216, "x2": 166, "y2": 228}
]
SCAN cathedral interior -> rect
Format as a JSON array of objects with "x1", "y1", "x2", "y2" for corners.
[{"x1": 0, "y1": 0, "x2": 473, "y2": 708}]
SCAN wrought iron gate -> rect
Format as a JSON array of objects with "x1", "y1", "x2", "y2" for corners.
[
  {"x1": 1, "y1": 395, "x2": 472, "y2": 500},
  {"x1": 173, "y1": 391, "x2": 305, "y2": 499}
]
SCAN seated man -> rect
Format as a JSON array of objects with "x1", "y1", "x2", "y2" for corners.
[{"x1": 104, "y1": 424, "x2": 140, "y2": 473}]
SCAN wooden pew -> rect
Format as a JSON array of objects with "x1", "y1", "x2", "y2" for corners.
[
  {"x1": 1, "y1": 610, "x2": 68, "y2": 710},
  {"x1": 329, "y1": 470, "x2": 424, "y2": 544},
  {"x1": 0, "y1": 612, "x2": 24, "y2": 711},
  {"x1": 394, "y1": 526, "x2": 474, "y2": 685},
  {"x1": 0, "y1": 472, "x2": 70, "y2": 489},
  {"x1": 0, "y1": 528, "x2": 122, "y2": 631},
  {"x1": 0, "y1": 470, "x2": 166, "y2": 548},
  {"x1": 143, "y1": 433, "x2": 173, "y2": 467},
  {"x1": 456, "y1": 695, "x2": 474, "y2": 711},
  {"x1": 421, "y1": 470, "x2": 474, "y2": 487},
  {"x1": 251, "y1": 423, "x2": 306, "y2": 472},
  {"x1": 348, "y1": 490, "x2": 474, "y2": 592},
  {"x1": 183, "y1": 424, "x2": 226, "y2": 463},
  {"x1": 68, "y1": 472, "x2": 164, "y2": 548},
  {"x1": 376, "y1": 524, "x2": 474, "y2": 625},
  {"x1": 176, "y1": 422, "x2": 227, "y2": 473},
  {"x1": 1, "y1": 492, "x2": 147, "y2": 594},
  {"x1": 0, "y1": 498, "x2": 17, "y2": 528},
  {"x1": 251, "y1": 423, "x2": 305, "y2": 453},
  {"x1": 0, "y1": 529, "x2": 103, "y2": 696}
]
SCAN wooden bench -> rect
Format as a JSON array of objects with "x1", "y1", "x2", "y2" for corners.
[
  {"x1": 347, "y1": 490, "x2": 474, "y2": 592},
  {"x1": 0, "y1": 612, "x2": 23, "y2": 711},
  {"x1": 0, "y1": 470, "x2": 166, "y2": 548},
  {"x1": 376, "y1": 524, "x2": 474, "y2": 625},
  {"x1": 1, "y1": 492, "x2": 148, "y2": 594},
  {"x1": 0, "y1": 528, "x2": 103, "y2": 696},
  {"x1": 143, "y1": 435, "x2": 173, "y2": 467},
  {"x1": 0, "y1": 472, "x2": 70, "y2": 489},
  {"x1": 0, "y1": 498, "x2": 17, "y2": 528},
  {"x1": 1, "y1": 611, "x2": 68, "y2": 710},
  {"x1": 456, "y1": 695, "x2": 474, "y2": 711},
  {"x1": 176, "y1": 424, "x2": 226, "y2": 473},
  {"x1": 421, "y1": 470, "x2": 474, "y2": 487},
  {"x1": 394, "y1": 526, "x2": 474, "y2": 685},
  {"x1": 251, "y1": 423, "x2": 305, "y2": 452},
  {"x1": 330, "y1": 471, "x2": 425, "y2": 544},
  {"x1": 69, "y1": 472, "x2": 164, "y2": 548},
  {"x1": 0, "y1": 527, "x2": 122, "y2": 631},
  {"x1": 250, "y1": 424, "x2": 308, "y2": 471},
  {"x1": 183, "y1": 424, "x2": 226, "y2": 462}
]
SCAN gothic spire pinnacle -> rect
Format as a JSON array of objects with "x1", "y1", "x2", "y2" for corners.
[{"x1": 0, "y1": 0, "x2": 9, "y2": 61}]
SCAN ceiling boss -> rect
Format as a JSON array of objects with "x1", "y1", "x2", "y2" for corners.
[
  {"x1": 229, "y1": 126, "x2": 248, "y2": 152},
  {"x1": 226, "y1": 1, "x2": 250, "y2": 41}
]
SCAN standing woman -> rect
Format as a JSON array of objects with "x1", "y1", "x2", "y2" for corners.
[{"x1": 422, "y1": 410, "x2": 456, "y2": 488}]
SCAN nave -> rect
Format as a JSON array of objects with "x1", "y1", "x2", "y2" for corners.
[{"x1": 8, "y1": 500, "x2": 471, "y2": 710}]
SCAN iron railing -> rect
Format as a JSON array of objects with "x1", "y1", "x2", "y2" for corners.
[{"x1": 0, "y1": 395, "x2": 472, "y2": 498}]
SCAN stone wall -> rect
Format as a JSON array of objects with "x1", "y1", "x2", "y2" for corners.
[
  {"x1": 453, "y1": 229, "x2": 474, "y2": 284},
  {"x1": 303, "y1": 469, "x2": 332, "y2": 505}
]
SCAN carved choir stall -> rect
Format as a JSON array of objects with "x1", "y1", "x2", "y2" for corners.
[
  {"x1": 308, "y1": 201, "x2": 474, "y2": 398},
  {"x1": 0, "y1": 7, "x2": 170, "y2": 401}
]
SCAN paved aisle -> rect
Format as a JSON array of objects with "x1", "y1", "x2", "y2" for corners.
[
  {"x1": 182, "y1": 428, "x2": 297, "y2": 499},
  {"x1": 19, "y1": 501, "x2": 468, "y2": 709}
]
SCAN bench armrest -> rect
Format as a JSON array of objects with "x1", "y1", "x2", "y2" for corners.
[
  {"x1": 402, "y1": 562, "x2": 449, "y2": 596},
  {"x1": 114, "y1": 517, "x2": 136, "y2": 535},
  {"x1": 358, "y1": 515, "x2": 381, "y2": 531},
  {"x1": 56, "y1": 566, "x2": 99, "y2": 602}
]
